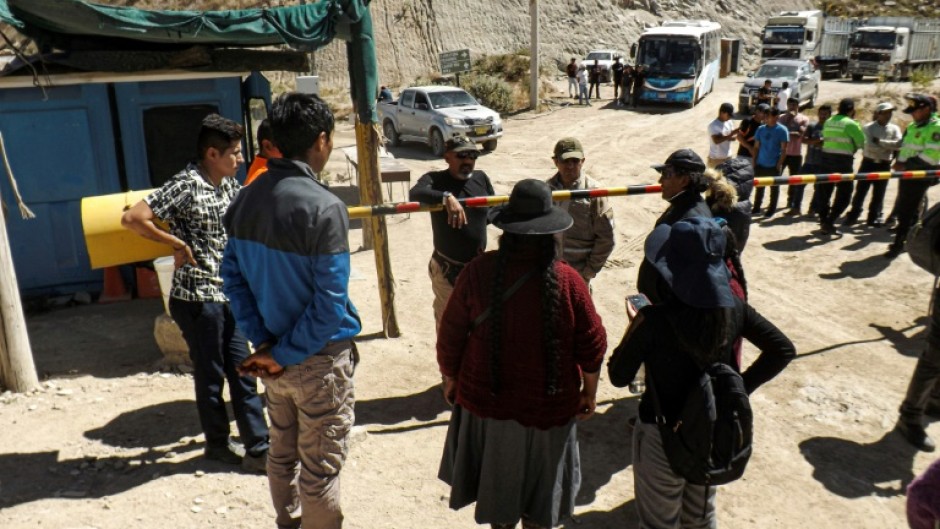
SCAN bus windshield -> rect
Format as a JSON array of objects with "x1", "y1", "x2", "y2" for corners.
[
  {"x1": 763, "y1": 26, "x2": 805, "y2": 45},
  {"x1": 853, "y1": 31, "x2": 896, "y2": 49},
  {"x1": 637, "y1": 37, "x2": 699, "y2": 77}
]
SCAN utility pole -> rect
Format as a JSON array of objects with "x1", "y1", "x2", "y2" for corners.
[{"x1": 529, "y1": 0, "x2": 539, "y2": 110}]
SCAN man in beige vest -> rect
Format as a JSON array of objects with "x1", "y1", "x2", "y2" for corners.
[{"x1": 545, "y1": 137, "x2": 615, "y2": 286}]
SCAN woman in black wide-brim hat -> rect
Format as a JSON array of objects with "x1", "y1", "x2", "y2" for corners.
[{"x1": 437, "y1": 179, "x2": 607, "y2": 529}]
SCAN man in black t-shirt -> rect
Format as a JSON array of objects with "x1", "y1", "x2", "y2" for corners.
[
  {"x1": 737, "y1": 104, "x2": 767, "y2": 159},
  {"x1": 632, "y1": 65, "x2": 647, "y2": 107},
  {"x1": 566, "y1": 58, "x2": 578, "y2": 98},
  {"x1": 756, "y1": 79, "x2": 774, "y2": 108},
  {"x1": 410, "y1": 137, "x2": 495, "y2": 329},
  {"x1": 612, "y1": 57, "x2": 625, "y2": 102},
  {"x1": 589, "y1": 60, "x2": 602, "y2": 99}
]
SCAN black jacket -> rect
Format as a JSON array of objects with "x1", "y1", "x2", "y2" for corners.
[
  {"x1": 608, "y1": 299, "x2": 795, "y2": 424},
  {"x1": 636, "y1": 191, "x2": 712, "y2": 304}
]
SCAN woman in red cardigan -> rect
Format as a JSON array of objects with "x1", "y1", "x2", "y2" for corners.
[{"x1": 437, "y1": 179, "x2": 608, "y2": 529}]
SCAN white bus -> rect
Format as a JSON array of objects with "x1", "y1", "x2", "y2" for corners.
[{"x1": 632, "y1": 20, "x2": 722, "y2": 108}]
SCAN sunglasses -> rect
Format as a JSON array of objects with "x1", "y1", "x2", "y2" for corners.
[
  {"x1": 660, "y1": 166, "x2": 678, "y2": 178},
  {"x1": 455, "y1": 151, "x2": 479, "y2": 160}
]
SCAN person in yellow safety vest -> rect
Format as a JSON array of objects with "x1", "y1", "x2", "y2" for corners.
[
  {"x1": 816, "y1": 98, "x2": 865, "y2": 236},
  {"x1": 894, "y1": 94, "x2": 940, "y2": 455},
  {"x1": 886, "y1": 94, "x2": 940, "y2": 259}
]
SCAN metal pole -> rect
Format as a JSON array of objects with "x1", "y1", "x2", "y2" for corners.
[
  {"x1": 345, "y1": 169, "x2": 940, "y2": 219},
  {"x1": 529, "y1": 0, "x2": 539, "y2": 110}
]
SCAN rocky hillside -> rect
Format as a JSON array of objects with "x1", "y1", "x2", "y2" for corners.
[
  {"x1": 312, "y1": 0, "x2": 815, "y2": 88},
  {"x1": 37, "y1": 0, "x2": 815, "y2": 89}
]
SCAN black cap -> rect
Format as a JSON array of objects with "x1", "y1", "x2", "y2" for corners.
[
  {"x1": 719, "y1": 102, "x2": 734, "y2": 115},
  {"x1": 445, "y1": 136, "x2": 479, "y2": 153},
  {"x1": 756, "y1": 103, "x2": 771, "y2": 113},
  {"x1": 651, "y1": 149, "x2": 706, "y2": 174},
  {"x1": 838, "y1": 98, "x2": 855, "y2": 114},
  {"x1": 903, "y1": 93, "x2": 933, "y2": 114}
]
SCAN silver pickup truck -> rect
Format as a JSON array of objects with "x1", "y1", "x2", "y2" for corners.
[{"x1": 379, "y1": 86, "x2": 504, "y2": 155}]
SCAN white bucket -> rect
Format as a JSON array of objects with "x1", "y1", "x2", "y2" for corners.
[{"x1": 153, "y1": 256, "x2": 175, "y2": 315}]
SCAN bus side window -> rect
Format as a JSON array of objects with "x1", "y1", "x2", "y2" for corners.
[{"x1": 806, "y1": 30, "x2": 815, "y2": 43}]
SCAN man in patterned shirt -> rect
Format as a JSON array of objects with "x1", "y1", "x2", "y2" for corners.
[{"x1": 121, "y1": 114, "x2": 270, "y2": 471}]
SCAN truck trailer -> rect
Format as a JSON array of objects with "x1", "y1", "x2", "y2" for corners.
[
  {"x1": 760, "y1": 11, "x2": 857, "y2": 78},
  {"x1": 849, "y1": 17, "x2": 940, "y2": 81}
]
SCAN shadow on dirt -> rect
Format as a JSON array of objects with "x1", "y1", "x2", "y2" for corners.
[
  {"x1": 800, "y1": 430, "x2": 918, "y2": 498},
  {"x1": 85, "y1": 399, "x2": 201, "y2": 448},
  {"x1": 0, "y1": 398, "x2": 252, "y2": 509},
  {"x1": 565, "y1": 499, "x2": 638, "y2": 528},
  {"x1": 356, "y1": 384, "x2": 451, "y2": 426},
  {"x1": 795, "y1": 317, "x2": 928, "y2": 360},
  {"x1": 577, "y1": 396, "x2": 639, "y2": 506}
]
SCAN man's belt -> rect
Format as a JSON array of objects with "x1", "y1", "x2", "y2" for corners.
[{"x1": 432, "y1": 250, "x2": 470, "y2": 286}]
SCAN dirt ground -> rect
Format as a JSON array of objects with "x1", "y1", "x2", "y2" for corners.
[{"x1": 2, "y1": 75, "x2": 939, "y2": 529}]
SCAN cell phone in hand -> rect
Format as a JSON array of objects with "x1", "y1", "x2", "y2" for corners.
[{"x1": 625, "y1": 293, "x2": 651, "y2": 313}]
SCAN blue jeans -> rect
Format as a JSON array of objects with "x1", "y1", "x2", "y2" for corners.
[
  {"x1": 169, "y1": 298, "x2": 269, "y2": 453},
  {"x1": 578, "y1": 83, "x2": 590, "y2": 104}
]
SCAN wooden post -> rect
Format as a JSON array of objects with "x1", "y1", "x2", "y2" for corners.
[
  {"x1": 355, "y1": 119, "x2": 400, "y2": 338},
  {"x1": 529, "y1": 0, "x2": 540, "y2": 110},
  {"x1": 0, "y1": 196, "x2": 38, "y2": 392}
]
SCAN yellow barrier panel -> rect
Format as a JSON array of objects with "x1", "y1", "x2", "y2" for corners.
[{"x1": 81, "y1": 189, "x2": 171, "y2": 269}]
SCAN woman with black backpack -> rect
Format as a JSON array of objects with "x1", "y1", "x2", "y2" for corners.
[{"x1": 608, "y1": 217, "x2": 795, "y2": 528}]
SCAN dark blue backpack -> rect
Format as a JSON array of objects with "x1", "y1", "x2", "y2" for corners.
[{"x1": 649, "y1": 362, "x2": 753, "y2": 486}]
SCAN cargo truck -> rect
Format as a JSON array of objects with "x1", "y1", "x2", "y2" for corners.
[
  {"x1": 849, "y1": 17, "x2": 940, "y2": 81},
  {"x1": 760, "y1": 11, "x2": 857, "y2": 78}
]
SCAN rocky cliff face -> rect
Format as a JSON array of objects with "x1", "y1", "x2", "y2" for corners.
[{"x1": 311, "y1": 0, "x2": 815, "y2": 89}]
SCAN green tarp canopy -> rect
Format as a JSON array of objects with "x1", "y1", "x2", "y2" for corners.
[{"x1": 0, "y1": 0, "x2": 377, "y2": 122}]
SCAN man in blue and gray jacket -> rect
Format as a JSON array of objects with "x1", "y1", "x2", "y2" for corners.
[{"x1": 221, "y1": 92, "x2": 361, "y2": 529}]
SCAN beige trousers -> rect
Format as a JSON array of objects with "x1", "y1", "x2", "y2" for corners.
[
  {"x1": 429, "y1": 256, "x2": 456, "y2": 331},
  {"x1": 263, "y1": 341, "x2": 357, "y2": 529}
]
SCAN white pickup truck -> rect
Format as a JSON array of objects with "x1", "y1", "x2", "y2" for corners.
[{"x1": 378, "y1": 86, "x2": 504, "y2": 156}]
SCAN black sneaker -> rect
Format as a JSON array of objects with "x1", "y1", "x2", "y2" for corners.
[
  {"x1": 820, "y1": 221, "x2": 841, "y2": 236},
  {"x1": 885, "y1": 245, "x2": 904, "y2": 259},
  {"x1": 205, "y1": 442, "x2": 245, "y2": 465},
  {"x1": 843, "y1": 215, "x2": 859, "y2": 227},
  {"x1": 896, "y1": 420, "x2": 936, "y2": 452}
]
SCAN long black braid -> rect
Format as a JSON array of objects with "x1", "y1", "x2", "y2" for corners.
[
  {"x1": 540, "y1": 235, "x2": 562, "y2": 395},
  {"x1": 487, "y1": 233, "x2": 562, "y2": 396}
]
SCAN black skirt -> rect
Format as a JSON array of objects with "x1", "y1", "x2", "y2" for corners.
[{"x1": 438, "y1": 405, "x2": 581, "y2": 527}]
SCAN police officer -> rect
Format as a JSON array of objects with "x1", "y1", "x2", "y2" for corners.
[
  {"x1": 816, "y1": 98, "x2": 865, "y2": 236},
  {"x1": 886, "y1": 94, "x2": 940, "y2": 259},
  {"x1": 895, "y1": 100, "x2": 940, "y2": 453}
]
